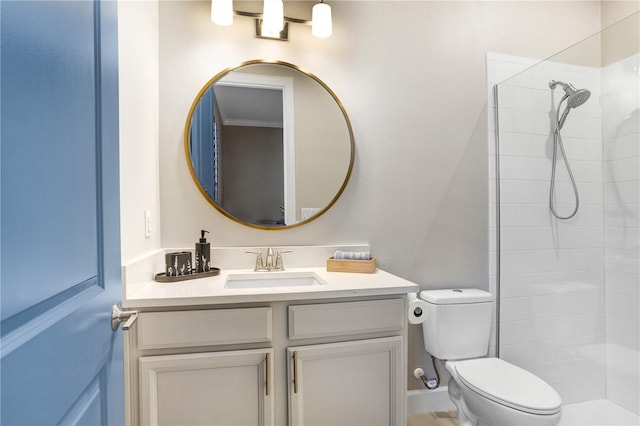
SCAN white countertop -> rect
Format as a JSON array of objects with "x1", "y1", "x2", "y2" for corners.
[{"x1": 123, "y1": 266, "x2": 419, "y2": 309}]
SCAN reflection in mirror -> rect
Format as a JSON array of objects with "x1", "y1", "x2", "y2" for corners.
[{"x1": 185, "y1": 60, "x2": 354, "y2": 230}]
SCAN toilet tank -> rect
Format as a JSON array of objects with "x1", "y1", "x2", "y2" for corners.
[{"x1": 419, "y1": 289, "x2": 493, "y2": 360}]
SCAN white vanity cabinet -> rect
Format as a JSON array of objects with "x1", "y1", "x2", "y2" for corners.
[
  {"x1": 286, "y1": 299, "x2": 405, "y2": 426},
  {"x1": 124, "y1": 297, "x2": 407, "y2": 426},
  {"x1": 139, "y1": 348, "x2": 274, "y2": 426},
  {"x1": 288, "y1": 337, "x2": 403, "y2": 426},
  {"x1": 126, "y1": 307, "x2": 275, "y2": 426}
]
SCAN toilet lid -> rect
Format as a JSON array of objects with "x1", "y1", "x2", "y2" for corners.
[{"x1": 453, "y1": 358, "x2": 562, "y2": 415}]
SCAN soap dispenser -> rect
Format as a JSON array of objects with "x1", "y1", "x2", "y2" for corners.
[{"x1": 195, "y1": 230, "x2": 210, "y2": 273}]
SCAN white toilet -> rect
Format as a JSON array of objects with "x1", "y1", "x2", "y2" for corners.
[{"x1": 419, "y1": 289, "x2": 562, "y2": 426}]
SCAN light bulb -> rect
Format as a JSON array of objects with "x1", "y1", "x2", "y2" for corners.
[
  {"x1": 211, "y1": 0, "x2": 233, "y2": 26},
  {"x1": 312, "y1": 1, "x2": 332, "y2": 38},
  {"x1": 262, "y1": 0, "x2": 284, "y2": 36}
]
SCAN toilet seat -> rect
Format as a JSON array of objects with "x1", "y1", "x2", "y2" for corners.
[{"x1": 451, "y1": 358, "x2": 562, "y2": 415}]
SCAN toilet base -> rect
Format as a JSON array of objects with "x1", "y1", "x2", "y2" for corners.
[
  {"x1": 447, "y1": 376, "x2": 562, "y2": 426},
  {"x1": 448, "y1": 377, "x2": 480, "y2": 426}
]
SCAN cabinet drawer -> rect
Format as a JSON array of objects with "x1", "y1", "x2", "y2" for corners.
[
  {"x1": 137, "y1": 307, "x2": 272, "y2": 350},
  {"x1": 288, "y1": 299, "x2": 404, "y2": 340}
]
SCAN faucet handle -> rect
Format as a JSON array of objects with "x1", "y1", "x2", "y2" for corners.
[
  {"x1": 246, "y1": 250, "x2": 266, "y2": 271},
  {"x1": 274, "y1": 250, "x2": 292, "y2": 271}
]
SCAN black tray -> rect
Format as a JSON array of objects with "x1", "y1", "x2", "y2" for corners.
[{"x1": 154, "y1": 267, "x2": 221, "y2": 283}]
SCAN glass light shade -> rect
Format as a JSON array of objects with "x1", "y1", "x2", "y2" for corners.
[
  {"x1": 312, "y1": 2, "x2": 332, "y2": 38},
  {"x1": 211, "y1": 0, "x2": 233, "y2": 26},
  {"x1": 262, "y1": 0, "x2": 284, "y2": 36}
]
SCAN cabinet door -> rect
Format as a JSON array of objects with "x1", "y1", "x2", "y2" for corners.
[
  {"x1": 288, "y1": 337, "x2": 404, "y2": 426},
  {"x1": 139, "y1": 348, "x2": 274, "y2": 426}
]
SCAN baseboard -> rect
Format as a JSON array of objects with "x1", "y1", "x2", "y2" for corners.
[{"x1": 407, "y1": 387, "x2": 455, "y2": 415}]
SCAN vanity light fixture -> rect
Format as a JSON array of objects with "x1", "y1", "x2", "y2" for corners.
[
  {"x1": 211, "y1": 0, "x2": 233, "y2": 26},
  {"x1": 210, "y1": 0, "x2": 332, "y2": 41},
  {"x1": 262, "y1": 0, "x2": 284, "y2": 36},
  {"x1": 312, "y1": 0, "x2": 332, "y2": 38}
]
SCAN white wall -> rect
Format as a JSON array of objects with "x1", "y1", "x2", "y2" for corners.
[
  {"x1": 158, "y1": 0, "x2": 602, "y2": 254},
  {"x1": 118, "y1": 0, "x2": 162, "y2": 264},
  {"x1": 602, "y1": 0, "x2": 640, "y2": 28}
]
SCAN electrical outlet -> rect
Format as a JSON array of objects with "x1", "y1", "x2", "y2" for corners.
[
  {"x1": 301, "y1": 207, "x2": 320, "y2": 220},
  {"x1": 144, "y1": 210, "x2": 152, "y2": 238}
]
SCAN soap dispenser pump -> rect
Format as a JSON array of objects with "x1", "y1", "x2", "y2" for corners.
[{"x1": 195, "y1": 230, "x2": 210, "y2": 273}]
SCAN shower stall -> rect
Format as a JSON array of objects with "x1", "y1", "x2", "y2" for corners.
[{"x1": 490, "y1": 12, "x2": 639, "y2": 424}]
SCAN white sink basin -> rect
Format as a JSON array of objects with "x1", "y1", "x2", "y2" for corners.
[{"x1": 224, "y1": 271, "x2": 327, "y2": 289}]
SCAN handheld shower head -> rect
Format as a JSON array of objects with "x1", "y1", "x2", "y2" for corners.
[
  {"x1": 549, "y1": 80, "x2": 591, "y2": 129},
  {"x1": 548, "y1": 80, "x2": 586, "y2": 220},
  {"x1": 566, "y1": 88, "x2": 590, "y2": 108}
]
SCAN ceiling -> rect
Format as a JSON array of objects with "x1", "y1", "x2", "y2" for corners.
[{"x1": 213, "y1": 85, "x2": 283, "y2": 128}]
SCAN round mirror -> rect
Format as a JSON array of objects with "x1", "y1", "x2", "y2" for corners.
[{"x1": 185, "y1": 60, "x2": 354, "y2": 230}]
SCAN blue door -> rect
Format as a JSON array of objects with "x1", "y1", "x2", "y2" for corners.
[
  {"x1": 1, "y1": 0, "x2": 123, "y2": 424},
  {"x1": 189, "y1": 87, "x2": 218, "y2": 200}
]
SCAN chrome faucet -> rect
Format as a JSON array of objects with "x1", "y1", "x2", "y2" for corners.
[{"x1": 246, "y1": 248, "x2": 292, "y2": 271}]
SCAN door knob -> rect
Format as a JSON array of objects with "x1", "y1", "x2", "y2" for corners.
[{"x1": 111, "y1": 304, "x2": 138, "y2": 331}]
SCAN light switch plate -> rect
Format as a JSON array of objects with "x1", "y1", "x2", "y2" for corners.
[{"x1": 144, "y1": 210, "x2": 151, "y2": 238}]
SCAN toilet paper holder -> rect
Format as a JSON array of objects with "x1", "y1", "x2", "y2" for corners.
[{"x1": 408, "y1": 292, "x2": 429, "y2": 324}]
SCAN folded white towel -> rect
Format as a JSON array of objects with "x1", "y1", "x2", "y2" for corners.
[{"x1": 334, "y1": 251, "x2": 371, "y2": 260}]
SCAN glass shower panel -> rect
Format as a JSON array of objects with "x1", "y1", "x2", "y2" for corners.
[
  {"x1": 493, "y1": 12, "x2": 639, "y2": 413},
  {"x1": 601, "y1": 13, "x2": 639, "y2": 415}
]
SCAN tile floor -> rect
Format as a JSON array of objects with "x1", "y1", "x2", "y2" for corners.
[{"x1": 407, "y1": 409, "x2": 457, "y2": 426}]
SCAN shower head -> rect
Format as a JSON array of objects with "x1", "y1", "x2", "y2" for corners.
[
  {"x1": 566, "y1": 88, "x2": 591, "y2": 108},
  {"x1": 549, "y1": 80, "x2": 591, "y2": 129},
  {"x1": 549, "y1": 80, "x2": 591, "y2": 107}
]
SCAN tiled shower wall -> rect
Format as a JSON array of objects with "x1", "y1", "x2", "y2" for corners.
[
  {"x1": 489, "y1": 51, "x2": 640, "y2": 411},
  {"x1": 602, "y1": 53, "x2": 640, "y2": 414}
]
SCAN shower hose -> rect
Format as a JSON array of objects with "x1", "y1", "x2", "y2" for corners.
[{"x1": 550, "y1": 97, "x2": 580, "y2": 220}]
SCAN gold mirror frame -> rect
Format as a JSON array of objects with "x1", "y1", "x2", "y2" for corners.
[{"x1": 184, "y1": 59, "x2": 355, "y2": 230}]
